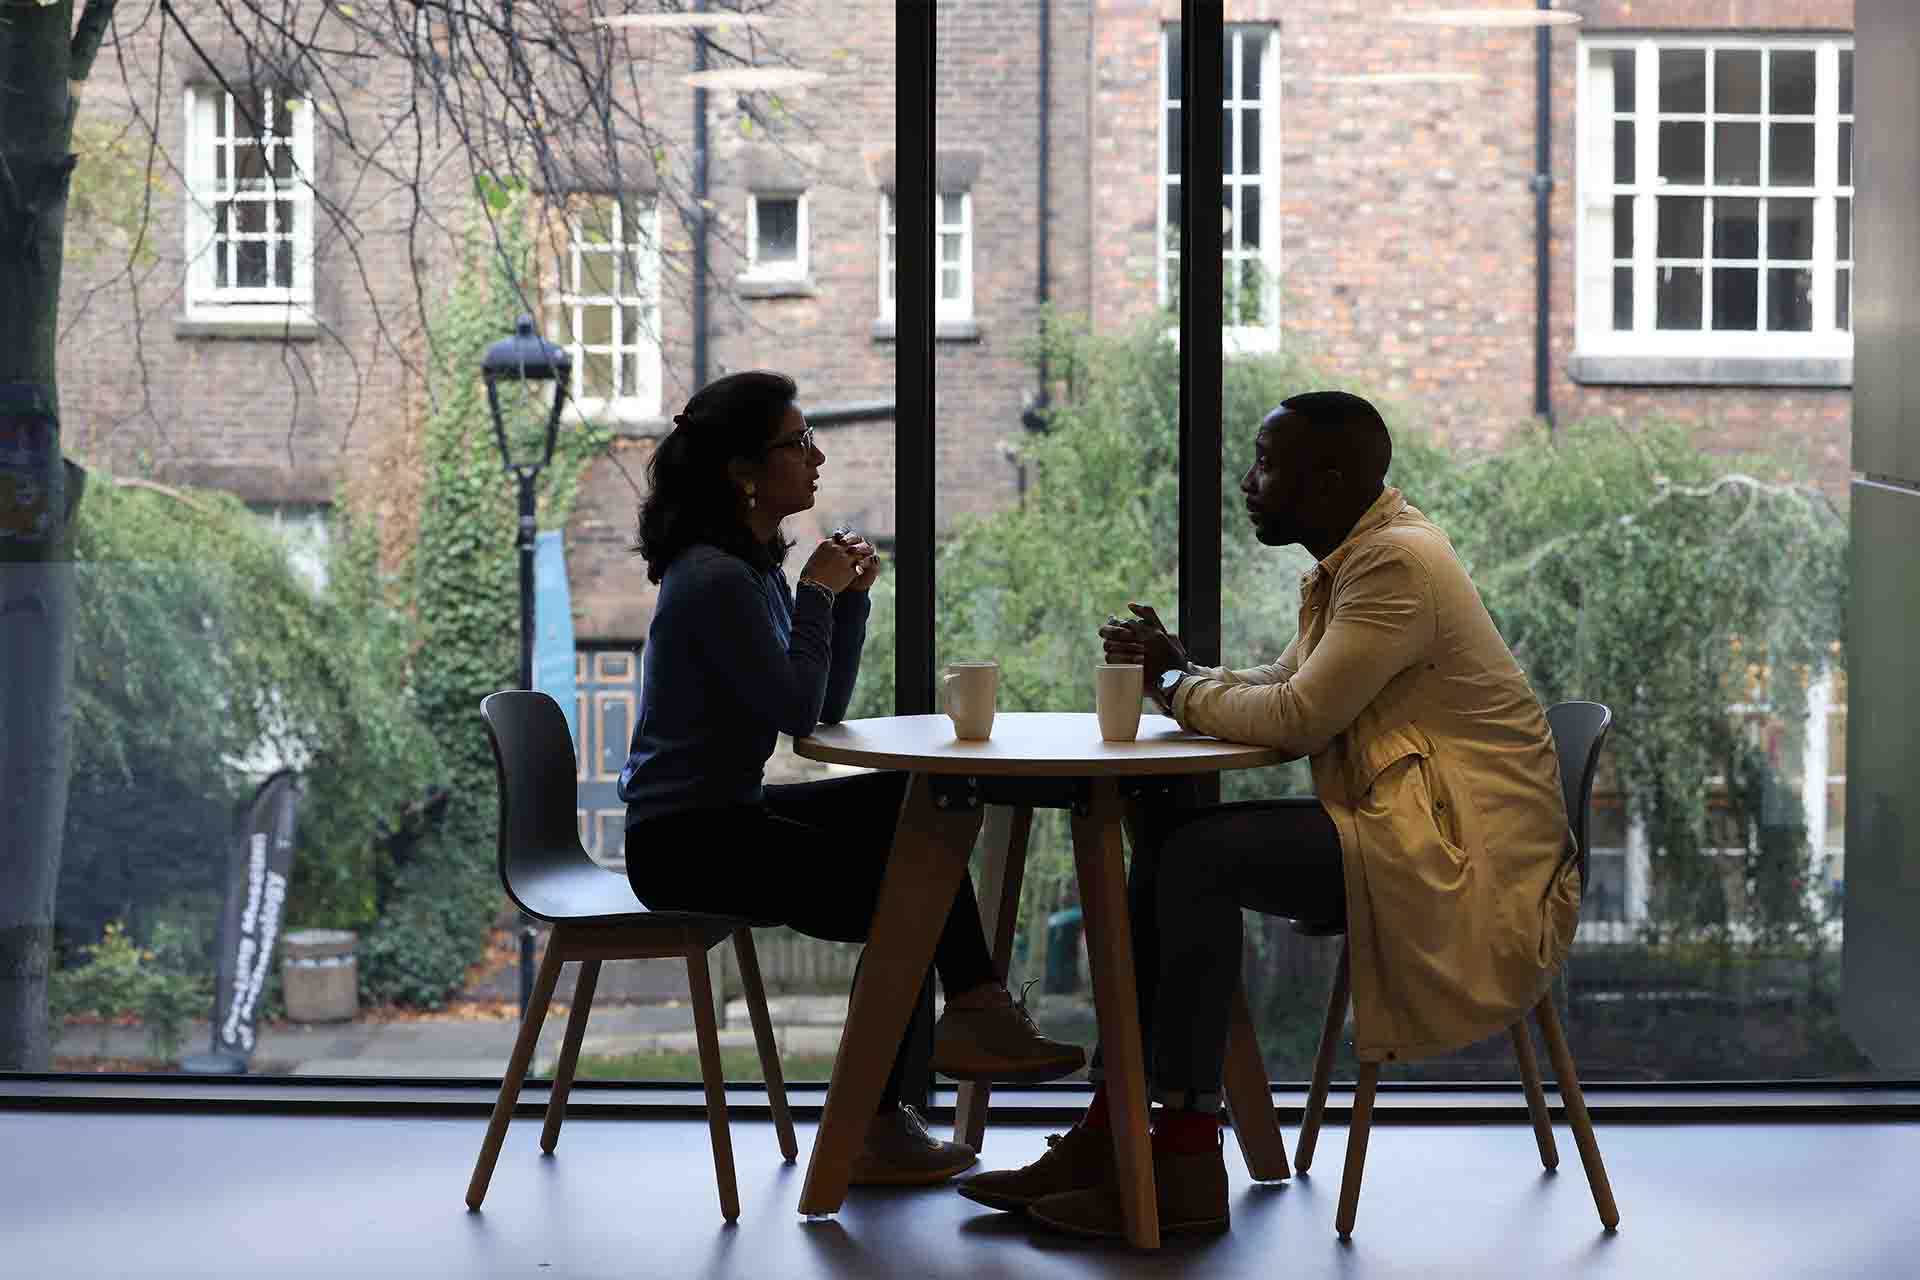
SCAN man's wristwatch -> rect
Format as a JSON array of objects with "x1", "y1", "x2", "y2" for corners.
[{"x1": 1156, "y1": 666, "x2": 1188, "y2": 710}]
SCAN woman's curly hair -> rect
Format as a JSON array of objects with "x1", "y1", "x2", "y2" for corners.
[{"x1": 636, "y1": 370, "x2": 798, "y2": 583}]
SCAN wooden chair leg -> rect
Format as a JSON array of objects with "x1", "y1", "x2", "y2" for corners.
[
  {"x1": 687, "y1": 943, "x2": 741, "y2": 1223},
  {"x1": 954, "y1": 804, "x2": 1033, "y2": 1153},
  {"x1": 734, "y1": 927, "x2": 797, "y2": 1162},
  {"x1": 1295, "y1": 942, "x2": 1351, "y2": 1174},
  {"x1": 1223, "y1": 984, "x2": 1291, "y2": 1181},
  {"x1": 1511, "y1": 1017, "x2": 1559, "y2": 1171},
  {"x1": 466, "y1": 931, "x2": 565, "y2": 1209},
  {"x1": 540, "y1": 958, "x2": 601, "y2": 1154},
  {"x1": 1534, "y1": 992, "x2": 1620, "y2": 1230},
  {"x1": 1334, "y1": 1060, "x2": 1378, "y2": 1240}
]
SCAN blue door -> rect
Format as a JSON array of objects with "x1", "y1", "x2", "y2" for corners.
[{"x1": 574, "y1": 646, "x2": 641, "y2": 871}]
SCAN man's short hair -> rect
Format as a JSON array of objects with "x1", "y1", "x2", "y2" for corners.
[{"x1": 1277, "y1": 389, "x2": 1392, "y2": 488}]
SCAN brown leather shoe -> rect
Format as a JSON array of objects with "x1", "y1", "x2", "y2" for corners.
[
  {"x1": 1026, "y1": 1141, "x2": 1230, "y2": 1239},
  {"x1": 848, "y1": 1104, "x2": 979, "y2": 1187},
  {"x1": 931, "y1": 989, "x2": 1086, "y2": 1082},
  {"x1": 955, "y1": 1123, "x2": 1115, "y2": 1213}
]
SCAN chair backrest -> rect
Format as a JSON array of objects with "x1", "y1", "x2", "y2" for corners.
[
  {"x1": 481, "y1": 689, "x2": 647, "y2": 923},
  {"x1": 1544, "y1": 700, "x2": 1614, "y2": 889}
]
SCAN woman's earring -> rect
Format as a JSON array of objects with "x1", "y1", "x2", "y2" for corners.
[{"x1": 744, "y1": 481, "x2": 756, "y2": 511}]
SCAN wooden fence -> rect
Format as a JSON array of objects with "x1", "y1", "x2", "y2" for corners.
[{"x1": 736, "y1": 927, "x2": 861, "y2": 993}]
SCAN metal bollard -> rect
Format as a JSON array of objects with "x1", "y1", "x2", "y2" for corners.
[{"x1": 518, "y1": 923, "x2": 537, "y2": 1019}]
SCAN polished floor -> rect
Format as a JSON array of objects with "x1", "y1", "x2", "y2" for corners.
[{"x1": 7, "y1": 1107, "x2": 1915, "y2": 1279}]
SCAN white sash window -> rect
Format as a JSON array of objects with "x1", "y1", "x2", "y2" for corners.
[{"x1": 183, "y1": 85, "x2": 316, "y2": 321}]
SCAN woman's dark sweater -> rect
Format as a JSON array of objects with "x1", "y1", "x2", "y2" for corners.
[{"x1": 618, "y1": 543, "x2": 869, "y2": 824}]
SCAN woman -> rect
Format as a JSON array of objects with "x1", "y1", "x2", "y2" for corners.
[{"x1": 619, "y1": 371, "x2": 1083, "y2": 1186}]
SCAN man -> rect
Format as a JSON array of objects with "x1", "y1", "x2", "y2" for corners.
[{"x1": 959, "y1": 389, "x2": 1581, "y2": 1238}]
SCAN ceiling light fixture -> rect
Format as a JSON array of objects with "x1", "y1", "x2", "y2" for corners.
[
  {"x1": 683, "y1": 67, "x2": 828, "y2": 91},
  {"x1": 1288, "y1": 71, "x2": 1485, "y2": 84},
  {"x1": 595, "y1": 13, "x2": 771, "y2": 31},
  {"x1": 1393, "y1": 8, "x2": 1583, "y2": 26}
]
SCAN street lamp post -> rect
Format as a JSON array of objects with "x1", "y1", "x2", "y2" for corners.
[
  {"x1": 480, "y1": 314, "x2": 571, "y2": 1018},
  {"x1": 482, "y1": 313, "x2": 572, "y2": 692}
]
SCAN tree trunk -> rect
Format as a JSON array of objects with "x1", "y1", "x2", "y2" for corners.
[{"x1": 0, "y1": 1, "x2": 86, "y2": 1072}]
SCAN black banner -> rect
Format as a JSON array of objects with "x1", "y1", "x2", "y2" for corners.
[{"x1": 209, "y1": 771, "x2": 301, "y2": 1061}]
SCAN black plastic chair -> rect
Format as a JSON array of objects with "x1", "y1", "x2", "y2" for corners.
[
  {"x1": 1284, "y1": 700, "x2": 1621, "y2": 1237},
  {"x1": 464, "y1": 691, "x2": 797, "y2": 1222}
]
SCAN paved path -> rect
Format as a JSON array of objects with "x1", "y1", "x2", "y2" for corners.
[
  {"x1": 54, "y1": 990, "x2": 1100, "y2": 1078},
  {"x1": 54, "y1": 994, "x2": 859, "y2": 1077}
]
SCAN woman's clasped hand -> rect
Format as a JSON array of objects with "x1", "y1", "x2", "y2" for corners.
[{"x1": 802, "y1": 528, "x2": 881, "y2": 594}]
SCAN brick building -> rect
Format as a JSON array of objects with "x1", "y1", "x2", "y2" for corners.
[
  {"x1": 59, "y1": 0, "x2": 1856, "y2": 623},
  {"x1": 57, "y1": 1, "x2": 1855, "y2": 867}
]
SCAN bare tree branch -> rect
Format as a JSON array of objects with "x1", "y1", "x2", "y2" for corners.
[{"x1": 71, "y1": 0, "x2": 121, "y2": 84}]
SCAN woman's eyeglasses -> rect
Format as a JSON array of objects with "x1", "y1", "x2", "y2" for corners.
[{"x1": 765, "y1": 425, "x2": 817, "y2": 455}]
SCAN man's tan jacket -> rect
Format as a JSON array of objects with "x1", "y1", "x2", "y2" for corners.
[{"x1": 1171, "y1": 487, "x2": 1580, "y2": 1062}]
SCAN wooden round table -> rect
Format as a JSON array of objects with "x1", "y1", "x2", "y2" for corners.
[
  {"x1": 792, "y1": 712, "x2": 1288, "y2": 1249},
  {"x1": 795, "y1": 711, "x2": 1283, "y2": 776}
]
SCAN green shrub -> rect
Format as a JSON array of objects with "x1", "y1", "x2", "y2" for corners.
[
  {"x1": 59, "y1": 479, "x2": 442, "y2": 964},
  {"x1": 358, "y1": 195, "x2": 608, "y2": 1007},
  {"x1": 50, "y1": 920, "x2": 212, "y2": 1062}
]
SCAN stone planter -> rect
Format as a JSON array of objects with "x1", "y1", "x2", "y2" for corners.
[{"x1": 282, "y1": 929, "x2": 359, "y2": 1023}]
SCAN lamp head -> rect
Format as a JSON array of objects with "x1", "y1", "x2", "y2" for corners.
[
  {"x1": 481, "y1": 315, "x2": 572, "y2": 474},
  {"x1": 481, "y1": 314, "x2": 571, "y2": 384}
]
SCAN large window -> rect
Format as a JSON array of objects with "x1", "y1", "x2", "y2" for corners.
[
  {"x1": 183, "y1": 84, "x2": 315, "y2": 321},
  {"x1": 17, "y1": 1, "x2": 1910, "y2": 1098},
  {"x1": 1161, "y1": 24, "x2": 1279, "y2": 348},
  {"x1": 553, "y1": 194, "x2": 661, "y2": 421},
  {"x1": 1578, "y1": 38, "x2": 1854, "y2": 364}
]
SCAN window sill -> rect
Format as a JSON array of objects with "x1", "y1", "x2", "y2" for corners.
[
  {"x1": 1157, "y1": 325, "x2": 1284, "y2": 358},
  {"x1": 870, "y1": 318, "x2": 981, "y2": 343},
  {"x1": 174, "y1": 313, "x2": 321, "y2": 341},
  {"x1": 566, "y1": 401, "x2": 667, "y2": 432},
  {"x1": 736, "y1": 275, "x2": 818, "y2": 300},
  {"x1": 1567, "y1": 353, "x2": 1852, "y2": 388},
  {"x1": 4, "y1": 1074, "x2": 1917, "y2": 1123}
]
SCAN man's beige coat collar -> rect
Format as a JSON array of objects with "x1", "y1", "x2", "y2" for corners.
[{"x1": 1300, "y1": 486, "x2": 1408, "y2": 596}]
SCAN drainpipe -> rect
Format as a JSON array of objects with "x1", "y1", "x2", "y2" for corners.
[
  {"x1": 1532, "y1": 0, "x2": 1555, "y2": 430},
  {"x1": 1017, "y1": 0, "x2": 1053, "y2": 503},
  {"x1": 692, "y1": 0, "x2": 711, "y2": 390}
]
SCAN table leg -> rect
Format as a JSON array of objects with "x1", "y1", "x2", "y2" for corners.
[
  {"x1": 954, "y1": 803, "x2": 1034, "y2": 1153},
  {"x1": 1070, "y1": 777, "x2": 1160, "y2": 1250},
  {"x1": 797, "y1": 772, "x2": 985, "y2": 1219}
]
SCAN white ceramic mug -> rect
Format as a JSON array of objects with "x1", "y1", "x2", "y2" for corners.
[
  {"x1": 1095, "y1": 664, "x2": 1144, "y2": 742},
  {"x1": 942, "y1": 661, "x2": 1000, "y2": 740}
]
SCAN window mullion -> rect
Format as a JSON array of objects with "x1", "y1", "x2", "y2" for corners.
[
  {"x1": 223, "y1": 94, "x2": 237, "y2": 295},
  {"x1": 1634, "y1": 41, "x2": 1658, "y2": 333},
  {"x1": 1579, "y1": 47, "x2": 1612, "y2": 336},
  {"x1": 961, "y1": 193, "x2": 974, "y2": 319},
  {"x1": 1812, "y1": 42, "x2": 1838, "y2": 333},
  {"x1": 1265, "y1": 31, "x2": 1281, "y2": 334}
]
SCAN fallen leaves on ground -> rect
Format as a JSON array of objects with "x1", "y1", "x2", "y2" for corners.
[{"x1": 336, "y1": 997, "x2": 580, "y2": 1025}]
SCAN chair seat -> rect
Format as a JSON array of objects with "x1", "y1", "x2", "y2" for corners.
[{"x1": 509, "y1": 853, "x2": 767, "y2": 932}]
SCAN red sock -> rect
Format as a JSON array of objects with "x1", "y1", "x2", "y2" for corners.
[
  {"x1": 1080, "y1": 1082, "x2": 1111, "y2": 1131},
  {"x1": 1151, "y1": 1105, "x2": 1220, "y2": 1155}
]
